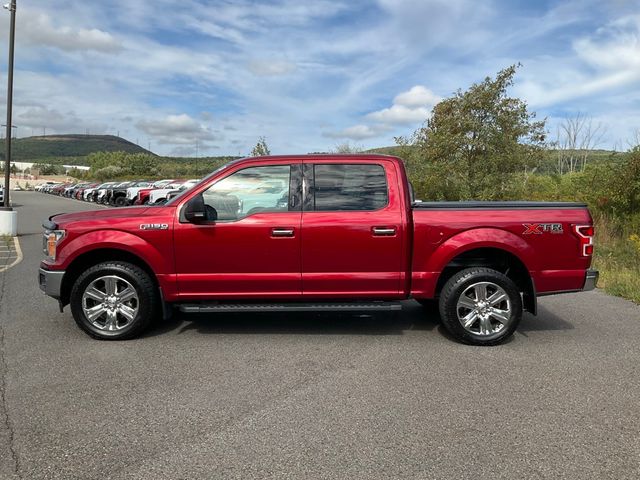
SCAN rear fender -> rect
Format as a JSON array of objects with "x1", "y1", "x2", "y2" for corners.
[
  {"x1": 425, "y1": 228, "x2": 536, "y2": 274},
  {"x1": 413, "y1": 228, "x2": 537, "y2": 303}
]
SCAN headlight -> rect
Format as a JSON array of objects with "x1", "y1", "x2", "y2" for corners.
[{"x1": 43, "y1": 229, "x2": 65, "y2": 261}]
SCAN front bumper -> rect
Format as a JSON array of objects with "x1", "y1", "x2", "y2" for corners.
[
  {"x1": 583, "y1": 269, "x2": 599, "y2": 291},
  {"x1": 39, "y1": 267, "x2": 65, "y2": 299}
]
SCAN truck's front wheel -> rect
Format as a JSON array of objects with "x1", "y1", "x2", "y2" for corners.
[
  {"x1": 438, "y1": 268, "x2": 522, "y2": 346},
  {"x1": 70, "y1": 261, "x2": 158, "y2": 340}
]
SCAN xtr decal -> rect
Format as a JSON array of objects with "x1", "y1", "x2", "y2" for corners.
[{"x1": 522, "y1": 223, "x2": 563, "y2": 235}]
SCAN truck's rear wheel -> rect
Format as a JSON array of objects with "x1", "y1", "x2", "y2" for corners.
[
  {"x1": 114, "y1": 196, "x2": 127, "y2": 207},
  {"x1": 438, "y1": 268, "x2": 522, "y2": 346},
  {"x1": 70, "y1": 261, "x2": 158, "y2": 340}
]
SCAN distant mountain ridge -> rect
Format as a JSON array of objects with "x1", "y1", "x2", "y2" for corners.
[{"x1": 0, "y1": 134, "x2": 153, "y2": 162}]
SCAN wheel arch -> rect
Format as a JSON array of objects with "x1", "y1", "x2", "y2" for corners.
[
  {"x1": 60, "y1": 248, "x2": 158, "y2": 307},
  {"x1": 435, "y1": 246, "x2": 536, "y2": 314}
]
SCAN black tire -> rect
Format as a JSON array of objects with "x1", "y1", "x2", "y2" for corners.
[
  {"x1": 70, "y1": 261, "x2": 159, "y2": 340},
  {"x1": 114, "y1": 196, "x2": 127, "y2": 207},
  {"x1": 438, "y1": 267, "x2": 522, "y2": 346}
]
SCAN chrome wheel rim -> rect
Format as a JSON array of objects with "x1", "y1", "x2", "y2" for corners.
[
  {"x1": 456, "y1": 281, "x2": 512, "y2": 336},
  {"x1": 81, "y1": 275, "x2": 139, "y2": 331}
]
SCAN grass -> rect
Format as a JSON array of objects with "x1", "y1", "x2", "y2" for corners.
[{"x1": 592, "y1": 215, "x2": 640, "y2": 304}]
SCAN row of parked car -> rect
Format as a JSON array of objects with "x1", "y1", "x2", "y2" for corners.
[{"x1": 35, "y1": 179, "x2": 200, "y2": 206}]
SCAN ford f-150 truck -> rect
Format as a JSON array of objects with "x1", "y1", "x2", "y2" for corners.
[{"x1": 39, "y1": 155, "x2": 598, "y2": 345}]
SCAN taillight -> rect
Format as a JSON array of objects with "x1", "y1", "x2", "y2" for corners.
[{"x1": 573, "y1": 224, "x2": 594, "y2": 256}]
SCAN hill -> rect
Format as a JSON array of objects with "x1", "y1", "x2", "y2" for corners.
[{"x1": 0, "y1": 134, "x2": 153, "y2": 163}]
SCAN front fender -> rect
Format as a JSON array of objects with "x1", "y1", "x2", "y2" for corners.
[{"x1": 56, "y1": 230, "x2": 172, "y2": 274}]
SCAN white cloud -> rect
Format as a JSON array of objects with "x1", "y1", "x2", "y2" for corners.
[
  {"x1": 367, "y1": 104, "x2": 430, "y2": 125},
  {"x1": 137, "y1": 114, "x2": 221, "y2": 145},
  {"x1": 20, "y1": 12, "x2": 122, "y2": 53},
  {"x1": 13, "y1": 102, "x2": 109, "y2": 137},
  {"x1": 323, "y1": 124, "x2": 384, "y2": 140},
  {"x1": 574, "y1": 14, "x2": 640, "y2": 71},
  {"x1": 367, "y1": 85, "x2": 440, "y2": 125},
  {"x1": 376, "y1": 0, "x2": 494, "y2": 50},
  {"x1": 248, "y1": 59, "x2": 297, "y2": 76},
  {"x1": 394, "y1": 85, "x2": 441, "y2": 108},
  {"x1": 515, "y1": 13, "x2": 640, "y2": 108}
]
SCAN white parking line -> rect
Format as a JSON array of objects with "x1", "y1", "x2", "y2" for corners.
[{"x1": 0, "y1": 236, "x2": 22, "y2": 272}]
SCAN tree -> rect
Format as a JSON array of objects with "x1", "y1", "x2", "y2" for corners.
[
  {"x1": 32, "y1": 163, "x2": 62, "y2": 176},
  {"x1": 401, "y1": 65, "x2": 547, "y2": 200},
  {"x1": 331, "y1": 142, "x2": 363, "y2": 154},
  {"x1": 555, "y1": 113, "x2": 606, "y2": 174},
  {"x1": 250, "y1": 137, "x2": 271, "y2": 157},
  {"x1": 10, "y1": 163, "x2": 17, "y2": 174}
]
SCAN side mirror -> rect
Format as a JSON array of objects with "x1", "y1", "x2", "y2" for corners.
[{"x1": 184, "y1": 194, "x2": 209, "y2": 223}]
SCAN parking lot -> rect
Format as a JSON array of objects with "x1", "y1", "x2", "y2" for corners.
[{"x1": 0, "y1": 191, "x2": 639, "y2": 479}]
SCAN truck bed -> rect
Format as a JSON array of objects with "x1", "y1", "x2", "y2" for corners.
[{"x1": 410, "y1": 201, "x2": 593, "y2": 298}]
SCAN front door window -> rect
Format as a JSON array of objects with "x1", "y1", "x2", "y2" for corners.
[{"x1": 202, "y1": 165, "x2": 291, "y2": 221}]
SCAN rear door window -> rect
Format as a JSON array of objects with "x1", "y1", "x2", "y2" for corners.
[{"x1": 311, "y1": 164, "x2": 388, "y2": 211}]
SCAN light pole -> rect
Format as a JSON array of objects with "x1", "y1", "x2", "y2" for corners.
[
  {"x1": 0, "y1": 0, "x2": 17, "y2": 235},
  {"x1": 3, "y1": 0, "x2": 15, "y2": 208}
]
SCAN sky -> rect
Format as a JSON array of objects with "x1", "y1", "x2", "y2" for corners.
[{"x1": 0, "y1": 0, "x2": 638, "y2": 157}]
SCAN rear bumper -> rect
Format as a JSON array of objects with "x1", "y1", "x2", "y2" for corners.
[
  {"x1": 39, "y1": 267, "x2": 65, "y2": 299},
  {"x1": 583, "y1": 269, "x2": 599, "y2": 291}
]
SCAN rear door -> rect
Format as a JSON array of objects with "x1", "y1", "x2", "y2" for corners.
[{"x1": 301, "y1": 159, "x2": 405, "y2": 298}]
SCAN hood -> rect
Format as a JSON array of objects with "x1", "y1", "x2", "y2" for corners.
[{"x1": 50, "y1": 206, "x2": 161, "y2": 228}]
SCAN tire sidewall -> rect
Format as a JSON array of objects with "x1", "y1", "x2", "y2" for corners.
[
  {"x1": 70, "y1": 262, "x2": 156, "y2": 340},
  {"x1": 439, "y1": 268, "x2": 523, "y2": 346}
]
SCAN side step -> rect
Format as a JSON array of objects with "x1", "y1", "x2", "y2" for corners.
[{"x1": 178, "y1": 301, "x2": 403, "y2": 314}]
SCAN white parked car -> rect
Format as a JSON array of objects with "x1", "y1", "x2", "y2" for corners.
[
  {"x1": 125, "y1": 179, "x2": 172, "y2": 205},
  {"x1": 83, "y1": 182, "x2": 109, "y2": 201},
  {"x1": 148, "y1": 179, "x2": 199, "y2": 204},
  {"x1": 35, "y1": 181, "x2": 56, "y2": 192}
]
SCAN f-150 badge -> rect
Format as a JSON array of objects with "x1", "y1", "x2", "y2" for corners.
[
  {"x1": 139, "y1": 223, "x2": 169, "y2": 230},
  {"x1": 523, "y1": 223, "x2": 563, "y2": 234}
]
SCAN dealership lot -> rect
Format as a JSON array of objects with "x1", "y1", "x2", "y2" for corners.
[{"x1": 0, "y1": 191, "x2": 639, "y2": 479}]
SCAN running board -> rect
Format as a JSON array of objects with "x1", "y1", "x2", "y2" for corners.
[{"x1": 178, "y1": 301, "x2": 403, "y2": 314}]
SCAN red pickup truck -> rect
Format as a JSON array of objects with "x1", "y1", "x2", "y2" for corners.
[{"x1": 39, "y1": 154, "x2": 597, "y2": 345}]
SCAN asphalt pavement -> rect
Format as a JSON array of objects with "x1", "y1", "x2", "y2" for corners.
[{"x1": 1, "y1": 191, "x2": 639, "y2": 479}]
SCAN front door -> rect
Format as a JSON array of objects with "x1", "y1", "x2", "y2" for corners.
[{"x1": 174, "y1": 162, "x2": 302, "y2": 299}]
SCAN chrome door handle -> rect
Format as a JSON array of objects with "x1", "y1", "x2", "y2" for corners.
[
  {"x1": 271, "y1": 228, "x2": 295, "y2": 237},
  {"x1": 372, "y1": 227, "x2": 396, "y2": 236}
]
